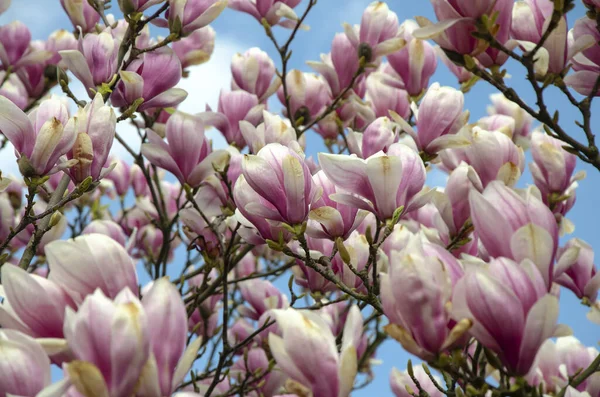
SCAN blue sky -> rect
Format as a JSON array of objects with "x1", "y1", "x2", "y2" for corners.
[{"x1": 1, "y1": 0, "x2": 599, "y2": 396}]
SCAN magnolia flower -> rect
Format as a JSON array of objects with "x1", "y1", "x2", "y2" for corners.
[{"x1": 0, "y1": 95, "x2": 75, "y2": 177}]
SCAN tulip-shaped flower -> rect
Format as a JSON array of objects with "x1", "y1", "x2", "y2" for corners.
[
  {"x1": 487, "y1": 93, "x2": 533, "y2": 145},
  {"x1": 0, "y1": 94, "x2": 76, "y2": 177},
  {"x1": 237, "y1": 279, "x2": 289, "y2": 320},
  {"x1": 442, "y1": 127, "x2": 525, "y2": 187},
  {"x1": 388, "y1": 20, "x2": 437, "y2": 97},
  {"x1": 231, "y1": 47, "x2": 280, "y2": 102},
  {"x1": 0, "y1": 21, "x2": 51, "y2": 71},
  {"x1": 277, "y1": 70, "x2": 332, "y2": 126},
  {"x1": 268, "y1": 306, "x2": 362, "y2": 397},
  {"x1": 200, "y1": 89, "x2": 264, "y2": 148},
  {"x1": 59, "y1": 31, "x2": 119, "y2": 97},
  {"x1": 0, "y1": 329, "x2": 51, "y2": 397},
  {"x1": 390, "y1": 365, "x2": 445, "y2": 397},
  {"x1": 442, "y1": 162, "x2": 484, "y2": 235},
  {"x1": 63, "y1": 289, "x2": 150, "y2": 397},
  {"x1": 65, "y1": 93, "x2": 117, "y2": 183},
  {"x1": 526, "y1": 336, "x2": 599, "y2": 394},
  {"x1": 414, "y1": 0, "x2": 513, "y2": 67},
  {"x1": 565, "y1": 17, "x2": 600, "y2": 96},
  {"x1": 0, "y1": 265, "x2": 76, "y2": 338},
  {"x1": 512, "y1": 0, "x2": 568, "y2": 74},
  {"x1": 452, "y1": 258, "x2": 566, "y2": 375},
  {"x1": 307, "y1": 170, "x2": 368, "y2": 240},
  {"x1": 344, "y1": 1, "x2": 404, "y2": 61},
  {"x1": 137, "y1": 278, "x2": 203, "y2": 396},
  {"x1": 346, "y1": 116, "x2": 397, "y2": 159},
  {"x1": 319, "y1": 143, "x2": 429, "y2": 221},
  {"x1": 45, "y1": 29, "x2": 78, "y2": 68},
  {"x1": 381, "y1": 238, "x2": 468, "y2": 360},
  {"x1": 60, "y1": 0, "x2": 100, "y2": 33},
  {"x1": 469, "y1": 181, "x2": 559, "y2": 287},
  {"x1": 112, "y1": 47, "x2": 187, "y2": 112},
  {"x1": 228, "y1": 0, "x2": 302, "y2": 27},
  {"x1": 0, "y1": 70, "x2": 28, "y2": 109},
  {"x1": 233, "y1": 175, "x2": 292, "y2": 244},
  {"x1": 105, "y1": 157, "x2": 131, "y2": 197},
  {"x1": 530, "y1": 130, "x2": 583, "y2": 203},
  {"x1": 239, "y1": 110, "x2": 297, "y2": 154},
  {"x1": 392, "y1": 83, "x2": 469, "y2": 154},
  {"x1": 45, "y1": 233, "x2": 138, "y2": 304},
  {"x1": 173, "y1": 26, "x2": 216, "y2": 70},
  {"x1": 166, "y1": 0, "x2": 227, "y2": 36},
  {"x1": 554, "y1": 238, "x2": 600, "y2": 302},
  {"x1": 308, "y1": 33, "x2": 365, "y2": 98},
  {"x1": 365, "y1": 71, "x2": 411, "y2": 120},
  {"x1": 241, "y1": 142, "x2": 317, "y2": 226},
  {"x1": 141, "y1": 111, "x2": 229, "y2": 188}
]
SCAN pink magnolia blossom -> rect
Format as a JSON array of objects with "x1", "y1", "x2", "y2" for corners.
[
  {"x1": 0, "y1": 329, "x2": 51, "y2": 397},
  {"x1": 60, "y1": 0, "x2": 100, "y2": 33},
  {"x1": 231, "y1": 47, "x2": 280, "y2": 102},
  {"x1": 554, "y1": 238, "x2": 600, "y2": 302},
  {"x1": 112, "y1": 47, "x2": 188, "y2": 111},
  {"x1": 141, "y1": 110, "x2": 229, "y2": 187},
  {"x1": 469, "y1": 181, "x2": 558, "y2": 287},
  {"x1": 241, "y1": 142, "x2": 317, "y2": 225},
  {"x1": 228, "y1": 0, "x2": 303, "y2": 28},
  {"x1": 268, "y1": 306, "x2": 362, "y2": 397},
  {"x1": 318, "y1": 143, "x2": 429, "y2": 221},
  {"x1": 173, "y1": 26, "x2": 216, "y2": 70},
  {"x1": 0, "y1": 94, "x2": 75, "y2": 177},
  {"x1": 452, "y1": 258, "x2": 565, "y2": 375},
  {"x1": 388, "y1": 20, "x2": 438, "y2": 96},
  {"x1": 44, "y1": 233, "x2": 138, "y2": 304},
  {"x1": 62, "y1": 289, "x2": 150, "y2": 397},
  {"x1": 66, "y1": 93, "x2": 117, "y2": 183}
]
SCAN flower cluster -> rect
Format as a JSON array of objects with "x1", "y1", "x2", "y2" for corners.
[{"x1": 0, "y1": 0, "x2": 599, "y2": 397}]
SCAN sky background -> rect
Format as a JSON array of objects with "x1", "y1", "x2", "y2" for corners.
[{"x1": 1, "y1": 0, "x2": 599, "y2": 396}]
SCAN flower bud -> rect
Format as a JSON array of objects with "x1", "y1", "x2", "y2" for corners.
[
  {"x1": 141, "y1": 111, "x2": 229, "y2": 187},
  {"x1": 112, "y1": 47, "x2": 187, "y2": 111},
  {"x1": 241, "y1": 143, "x2": 316, "y2": 225},
  {"x1": 388, "y1": 20, "x2": 437, "y2": 97},
  {"x1": 555, "y1": 238, "x2": 600, "y2": 302},
  {"x1": 239, "y1": 110, "x2": 296, "y2": 154},
  {"x1": 0, "y1": 95, "x2": 75, "y2": 177},
  {"x1": 65, "y1": 94, "x2": 116, "y2": 183},
  {"x1": 60, "y1": 0, "x2": 100, "y2": 33},
  {"x1": 59, "y1": 30, "x2": 119, "y2": 95},
  {"x1": 172, "y1": 26, "x2": 215, "y2": 70},
  {"x1": 0, "y1": 329, "x2": 51, "y2": 396},
  {"x1": 45, "y1": 29, "x2": 77, "y2": 67},
  {"x1": 168, "y1": 0, "x2": 227, "y2": 36},
  {"x1": 365, "y1": 71, "x2": 411, "y2": 120},
  {"x1": 277, "y1": 70, "x2": 332, "y2": 125},
  {"x1": 64, "y1": 289, "x2": 150, "y2": 397},
  {"x1": 231, "y1": 47, "x2": 279, "y2": 102}
]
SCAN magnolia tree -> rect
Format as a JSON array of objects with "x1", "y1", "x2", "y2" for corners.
[{"x1": 0, "y1": 0, "x2": 599, "y2": 396}]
